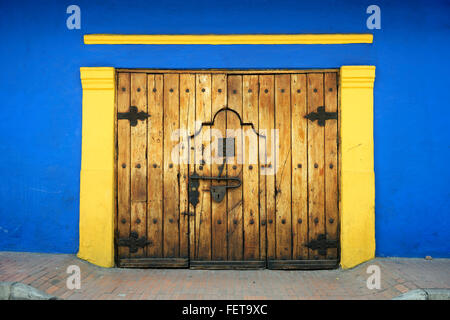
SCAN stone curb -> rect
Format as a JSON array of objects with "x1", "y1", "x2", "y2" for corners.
[
  {"x1": 393, "y1": 288, "x2": 450, "y2": 300},
  {"x1": 0, "y1": 282, "x2": 58, "y2": 300}
]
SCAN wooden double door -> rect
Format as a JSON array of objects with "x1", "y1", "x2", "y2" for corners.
[{"x1": 115, "y1": 70, "x2": 340, "y2": 269}]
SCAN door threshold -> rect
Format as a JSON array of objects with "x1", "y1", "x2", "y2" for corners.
[{"x1": 190, "y1": 260, "x2": 266, "y2": 270}]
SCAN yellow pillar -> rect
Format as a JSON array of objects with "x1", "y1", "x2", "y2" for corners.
[
  {"x1": 78, "y1": 67, "x2": 116, "y2": 268},
  {"x1": 339, "y1": 66, "x2": 376, "y2": 269}
]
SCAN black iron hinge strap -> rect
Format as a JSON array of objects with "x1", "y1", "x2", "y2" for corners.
[
  {"x1": 117, "y1": 106, "x2": 150, "y2": 127},
  {"x1": 304, "y1": 106, "x2": 337, "y2": 127}
]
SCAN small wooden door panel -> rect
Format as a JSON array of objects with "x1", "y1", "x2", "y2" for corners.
[
  {"x1": 188, "y1": 74, "x2": 266, "y2": 268},
  {"x1": 267, "y1": 72, "x2": 340, "y2": 270}
]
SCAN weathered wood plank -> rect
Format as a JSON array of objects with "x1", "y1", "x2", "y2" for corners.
[
  {"x1": 179, "y1": 74, "x2": 195, "y2": 259},
  {"x1": 195, "y1": 74, "x2": 212, "y2": 260},
  {"x1": 258, "y1": 75, "x2": 275, "y2": 260},
  {"x1": 163, "y1": 74, "x2": 180, "y2": 258},
  {"x1": 324, "y1": 72, "x2": 339, "y2": 260},
  {"x1": 211, "y1": 74, "x2": 228, "y2": 260},
  {"x1": 131, "y1": 201, "x2": 147, "y2": 257},
  {"x1": 307, "y1": 73, "x2": 325, "y2": 259},
  {"x1": 117, "y1": 72, "x2": 131, "y2": 259},
  {"x1": 242, "y1": 75, "x2": 260, "y2": 260},
  {"x1": 227, "y1": 75, "x2": 244, "y2": 261},
  {"x1": 291, "y1": 74, "x2": 309, "y2": 259},
  {"x1": 130, "y1": 73, "x2": 148, "y2": 257},
  {"x1": 147, "y1": 74, "x2": 164, "y2": 257},
  {"x1": 274, "y1": 74, "x2": 292, "y2": 260}
]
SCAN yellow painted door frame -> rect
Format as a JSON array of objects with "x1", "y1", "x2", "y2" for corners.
[{"x1": 78, "y1": 66, "x2": 375, "y2": 269}]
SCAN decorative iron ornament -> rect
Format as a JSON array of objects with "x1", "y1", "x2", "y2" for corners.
[
  {"x1": 305, "y1": 234, "x2": 338, "y2": 256},
  {"x1": 188, "y1": 172, "x2": 201, "y2": 208},
  {"x1": 218, "y1": 137, "x2": 235, "y2": 158},
  {"x1": 304, "y1": 106, "x2": 337, "y2": 127},
  {"x1": 117, "y1": 106, "x2": 150, "y2": 127},
  {"x1": 188, "y1": 172, "x2": 241, "y2": 205},
  {"x1": 117, "y1": 231, "x2": 150, "y2": 253}
]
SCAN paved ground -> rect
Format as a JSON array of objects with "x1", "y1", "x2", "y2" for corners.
[{"x1": 0, "y1": 252, "x2": 449, "y2": 300}]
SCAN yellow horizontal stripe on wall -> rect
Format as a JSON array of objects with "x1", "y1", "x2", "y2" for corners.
[{"x1": 84, "y1": 34, "x2": 373, "y2": 45}]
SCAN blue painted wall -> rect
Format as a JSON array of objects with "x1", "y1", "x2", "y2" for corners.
[{"x1": 0, "y1": 0, "x2": 449, "y2": 257}]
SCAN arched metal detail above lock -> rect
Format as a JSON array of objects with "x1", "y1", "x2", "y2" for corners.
[{"x1": 187, "y1": 107, "x2": 264, "y2": 207}]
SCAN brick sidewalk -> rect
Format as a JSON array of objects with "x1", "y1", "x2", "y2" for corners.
[{"x1": 0, "y1": 252, "x2": 449, "y2": 300}]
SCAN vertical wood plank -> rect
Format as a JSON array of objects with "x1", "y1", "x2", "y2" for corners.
[
  {"x1": 307, "y1": 73, "x2": 325, "y2": 259},
  {"x1": 195, "y1": 74, "x2": 212, "y2": 260},
  {"x1": 242, "y1": 75, "x2": 260, "y2": 260},
  {"x1": 211, "y1": 74, "x2": 228, "y2": 260},
  {"x1": 130, "y1": 73, "x2": 148, "y2": 257},
  {"x1": 291, "y1": 74, "x2": 309, "y2": 259},
  {"x1": 147, "y1": 74, "x2": 164, "y2": 257},
  {"x1": 227, "y1": 75, "x2": 244, "y2": 260},
  {"x1": 324, "y1": 72, "x2": 339, "y2": 260},
  {"x1": 163, "y1": 74, "x2": 180, "y2": 258},
  {"x1": 179, "y1": 74, "x2": 196, "y2": 259},
  {"x1": 259, "y1": 75, "x2": 275, "y2": 260},
  {"x1": 117, "y1": 73, "x2": 131, "y2": 259},
  {"x1": 274, "y1": 74, "x2": 292, "y2": 260}
]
